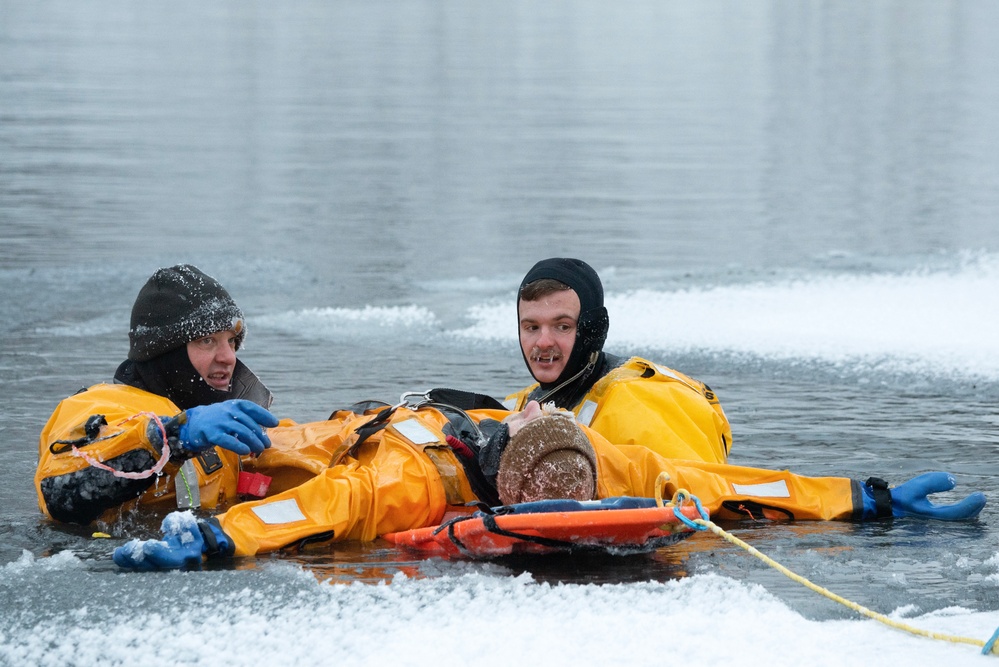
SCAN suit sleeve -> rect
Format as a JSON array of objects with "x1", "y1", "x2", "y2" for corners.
[
  {"x1": 589, "y1": 427, "x2": 859, "y2": 521},
  {"x1": 216, "y1": 414, "x2": 453, "y2": 556}
]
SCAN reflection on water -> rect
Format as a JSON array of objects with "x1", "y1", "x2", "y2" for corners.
[
  {"x1": 2, "y1": 3, "x2": 998, "y2": 276},
  {"x1": 263, "y1": 537, "x2": 697, "y2": 586}
]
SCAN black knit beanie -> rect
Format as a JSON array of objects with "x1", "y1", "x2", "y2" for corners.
[
  {"x1": 518, "y1": 258, "x2": 609, "y2": 390},
  {"x1": 128, "y1": 265, "x2": 245, "y2": 362}
]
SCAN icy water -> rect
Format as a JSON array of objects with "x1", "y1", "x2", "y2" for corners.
[{"x1": 2, "y1": 2, "x2": 999, "y2": 665}]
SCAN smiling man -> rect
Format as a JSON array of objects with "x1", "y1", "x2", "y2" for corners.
[
  {"x1": 507, "y1": 257, "x2": 732, "y2": 464},
  {"x1": 518, "y1": 285, "x2": 582, "y2": 386},
  {"x1": 35, "y1": 265, "x2": 278, "y2": 525}
]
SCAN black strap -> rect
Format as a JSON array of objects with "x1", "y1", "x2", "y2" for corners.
[
  {"x1": 435, "y1": 513, "x2": 584, "y2": 558},
  {"x1": 434, "y1": 514, "x2": 478, "y2": 558},
  {"x1": 49, "y1": 415, "x2": 110, "y2": 454},
  {"x1": 426, "y1": 388, "x2": 506, "y2": 411},
  {"x1": 284, "y1": 530, "x2": 337, "y2": 552},
  {"x1": 865, "y1": 477, "x2": 893, "y2": 519},
  {"x1": 198, "y1": 520, "x2": 219, "y2": 554},
  {"x1": 197, "y1": 518, "x2": 235, "y2": 558},
  {"x1": 434, "y1": 506, "x2": 605, "y2": 557},
  {"x1": 327, "y1": 399, "x2": 390, "y2": 421},
  {"x1": 480, "y1": 514, "x2": 581, "y2": 550},
  {"x1": 346, "y1": 405, "x2": 398, "y2": 458}
]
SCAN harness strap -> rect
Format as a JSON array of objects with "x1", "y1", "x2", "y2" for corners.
[
  {"x1": 345, "y1": 405, "x2": 398, "y2": 458},
  {"x1": 50, "y1": 415, "x2": 111, "y2": 454},
  {"x1": 284, "y1": 530, "x2": 337, "y2": 552},
  {"x1": 479, "y1": 514, "x2": 583, "y2": 551},
  {"x1": 426, "y1": 388, "x2": 506, "y2": 411},
  {"x1": 436, "y1": 511, "x2": 599, "y2": 555},
  {"x1": 326, "y1": 399, "x2": 390, "y2": 421},
  {"x1": 436, "y1": 512, "x2": 591, "y2": 557},
  {"x1": 430, "y1": 513, "x2": 479, "y2": 557}
]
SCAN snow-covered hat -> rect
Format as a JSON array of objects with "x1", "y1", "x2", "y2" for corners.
[
  {"x1": 496, "y1": 413, "x2": 598, "y2": 505},
  {"x1": 128, "y1": 264, "x2": 245, "y2": 361}
]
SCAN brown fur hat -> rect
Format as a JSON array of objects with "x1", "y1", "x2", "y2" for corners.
[{"x1": 496, "y1": 413, "x2": 598, "y2": 505}]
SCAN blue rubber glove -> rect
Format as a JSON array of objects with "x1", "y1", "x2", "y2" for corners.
[
  {"x1": 180, "y1": 399, "x2": 279, "y2": 456},
  {"x1": 861, "y1": 472, "x2": 986, "y2": 521},
  {"x1": 113, "y1": 511, "x2": 233, "y2": 570}
]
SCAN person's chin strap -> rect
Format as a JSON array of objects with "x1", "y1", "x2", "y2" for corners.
[{"x1": 534, "y1": 351, "x2": 599, "y2": 405}]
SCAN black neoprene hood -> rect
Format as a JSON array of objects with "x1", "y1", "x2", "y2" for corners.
[{"x1": 518, "y1": 257, "x2": 609, "y2": 389}]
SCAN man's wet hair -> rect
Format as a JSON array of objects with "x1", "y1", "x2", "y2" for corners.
[{"x1": 519, "y1": 278, "x2": 572, "y2": 302}]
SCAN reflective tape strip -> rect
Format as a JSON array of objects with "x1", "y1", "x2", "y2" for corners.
[
  {"x1": 391, "y1": 418, "x2": 440, "y2": 445},
  {"x1": 251, "y1": 498, "x2": 307, "y2": 524},
  {"x1": 576, "y1": 400, "x2": 598, "y2": 427},
  {"x1": 731, "y1": 480, "x2": 790, "y2": 498}
]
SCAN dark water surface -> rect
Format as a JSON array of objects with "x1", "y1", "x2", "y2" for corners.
[{"x1": 2, "y1": 0, "x2": 999, "y2": 643}]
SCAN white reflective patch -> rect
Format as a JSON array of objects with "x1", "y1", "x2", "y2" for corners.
[
  {"x1": 576, "y1": 400, "x2": 598, "y2": 427},
  {"x1": 392, "y1": 418, "x2": 440, "y2": 445},
  {"x1": 731, "y1": 480, "x2": 790, "y2": 498},
  {"x1": 251, "y1": 498, "x2": 307, "y2": 525},
  {"x1": 654, "y1": 364, "x2": 683, "y2": 381},
  {"x1": 653, "y1": 363, "x2": 701, "y2": 393},
  {"x1": 502, "y1": 397, "x2": 517, "y2": 410}
]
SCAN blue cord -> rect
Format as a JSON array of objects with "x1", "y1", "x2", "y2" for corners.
[
  {"x1": 981, "y1": 625, "x2": 999, "y2": 655},
  {"x1": 672, "y1": 492, "x2": 709, "y2": 531}
]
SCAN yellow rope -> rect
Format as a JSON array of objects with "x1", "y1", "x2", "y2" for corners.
[
  {"x1": 654, "y1": 472, "x2": 671, "y2": 507},
  {"x1": 693, "y1": 516, "x2": 994, "y2": 653},
  {"x1": 655, "y1": 477, "x2": 997, "y2": 654}
]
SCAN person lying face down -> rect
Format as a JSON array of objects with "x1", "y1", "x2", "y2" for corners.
[
  {"x1": 111, "y1": 399, "x2": 986, "y2": 570},
  {"x1": 509, "y1": 258, "x2": 733, "y2": 464},
  {"x1": 494, "y1": 400, "x2": 598, "y2": 505},
  {"x1": 35, "y1": 264, "x2": 278, "y2": 525}
]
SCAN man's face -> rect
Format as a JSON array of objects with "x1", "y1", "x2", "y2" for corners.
[
  {"x1": 187, "y1": 329, "x2": 238, "y2": 391},
  {"x1": 518, "y1": 289, "x2": 580, "y2": 384}
]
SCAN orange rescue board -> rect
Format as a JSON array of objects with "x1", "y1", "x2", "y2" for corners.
[{"x1": 384, "y1": 499, "x2": 703, "y2": 559}]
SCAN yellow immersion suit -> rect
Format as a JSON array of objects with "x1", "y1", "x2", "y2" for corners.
[
  {"x1": 218, "y1": 405, "x2": 860, "y2": 557},
  {"x1": 506, "y1": 357, "x2": 733, "y2": 464},
  {"x1": 36, "y1": 383, "x2": 291, "y2": 525},
  {"x1": 37, "y1": 384, "x2": 857, "y2": 552}
]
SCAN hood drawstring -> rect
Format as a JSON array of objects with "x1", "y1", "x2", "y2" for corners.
[{"x1": 532, "y1": 351, "x2": 599, "y2": 406}]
